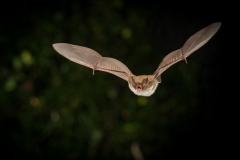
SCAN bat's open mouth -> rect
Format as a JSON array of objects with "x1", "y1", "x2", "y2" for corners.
[{"x1": 136, "y1": 86, "x2": 142, "y2": 91}]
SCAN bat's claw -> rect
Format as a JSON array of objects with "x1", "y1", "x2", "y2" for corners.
[
  {"x1": 180, "y1": 48, "x2": 187, "y2": 64},
  {"x1": 93, "y1": 69, "x2": 95, "y2": 75},
  {"x1": 184, "y1": 57, "x2": 187, "y2": 64}
]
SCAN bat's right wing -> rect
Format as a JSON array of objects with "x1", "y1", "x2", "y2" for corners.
[
  {"x1": 53, "y1": 43, "x2": 134, "y2": 81},
  {"x1": 153, "y1": 22, "x2": 221, "y2": 83}
]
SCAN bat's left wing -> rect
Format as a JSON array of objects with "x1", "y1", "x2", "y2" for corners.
[
  {"x1": 153, "y1": 22, "x2": 221, "y2": 83},
  {"x1": 53, "y1": 43, "x2": 134, "y2": 81}
]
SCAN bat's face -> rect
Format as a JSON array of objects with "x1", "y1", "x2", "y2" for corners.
[{"x1": 128, "y1": 75, "x2": 159, "y2": 97}]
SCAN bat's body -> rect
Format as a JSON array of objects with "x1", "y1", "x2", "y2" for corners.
[
  {"x1": 129, "y1": 75, "x2": 159, "y2": 96},
  {"x1": 53, "y1": 22, "x2": 221, "y2": 96}
]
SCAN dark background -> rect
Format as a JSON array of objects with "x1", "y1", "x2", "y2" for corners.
[{"x1": 0, "y1": 0, "x2": 229, "y2": 159}]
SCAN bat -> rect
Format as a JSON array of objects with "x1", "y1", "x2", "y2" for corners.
[{"x1": 53, "y1": 22, "x2": 221, "y2": 96}]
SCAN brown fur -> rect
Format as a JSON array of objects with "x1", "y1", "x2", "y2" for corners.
[{"x1": 128, "y1": 75, "x2": 155, "y2": 91}]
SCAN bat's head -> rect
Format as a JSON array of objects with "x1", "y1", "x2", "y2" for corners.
[
  {"x1": 130, "y1": 77, "x2": 149, "y2": 91},
  {"x1": 128, "y1": 75, "x2": 158, "y2": 96}
]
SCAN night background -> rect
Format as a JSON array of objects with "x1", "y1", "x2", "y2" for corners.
[{"x1": 1, "y1": 0, "x2": 229, "y2": 159}]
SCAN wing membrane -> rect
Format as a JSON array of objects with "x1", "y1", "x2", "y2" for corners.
[
  {"x1": 154, "y1": 22, "x2": 221, "y2": 82},
  {"x1": 53, "y1": 43, "x2": 133, "y2": 81}
]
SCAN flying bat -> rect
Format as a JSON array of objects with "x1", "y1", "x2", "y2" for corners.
[{"x1": 53, "y1": 22, "x2": 221, "y2": 96}]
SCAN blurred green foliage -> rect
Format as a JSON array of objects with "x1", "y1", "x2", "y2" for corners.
[{"x1": 0, "y1": 0, "x2": 202, "y2": 159}]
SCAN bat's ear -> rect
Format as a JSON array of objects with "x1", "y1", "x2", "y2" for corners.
[
  {"x1": 131, "y1": 77, "x2": 137, "y2": 85},
  {"x1": 155, "y1": 75, "x2": 161, "y2": 83},
  {"x1": 143, "y1": 78, "x2": 148, "y2": 84}
]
